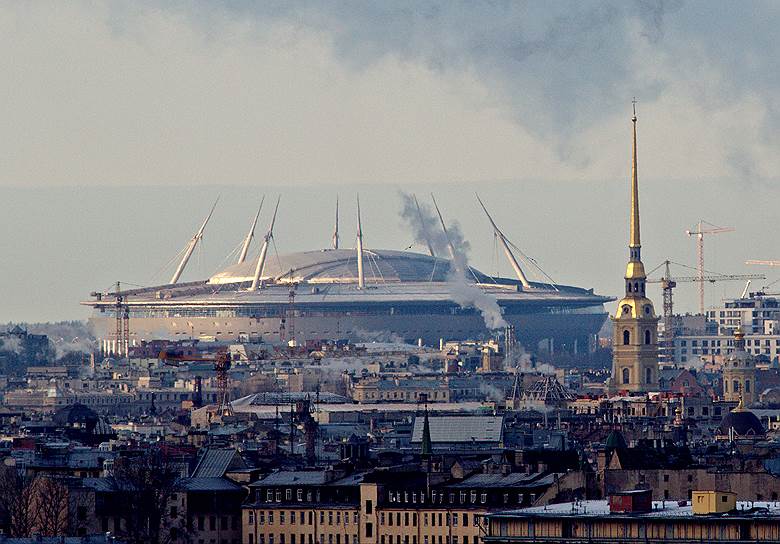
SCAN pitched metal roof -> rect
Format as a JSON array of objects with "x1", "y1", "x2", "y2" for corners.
[
  {"x1": 251, "y1": 471, "x2": 331, "y2": 486},
  {"x1": 411, "y1": 415, "x2": 503, "y2": 444},
  {"x1": 191, "y1": 448, "x2": 240, "y2": 478},
  {"x1": 177, "y1": 477, "x2": 243, "y2": 492}
]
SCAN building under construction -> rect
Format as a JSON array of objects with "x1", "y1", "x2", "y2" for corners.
[{"x1": 83, "y1": 197, "x2": 611, "y2": 354}]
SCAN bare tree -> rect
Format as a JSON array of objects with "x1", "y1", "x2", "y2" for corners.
[
  {"x1": 32, "y1": 476, "x2": 70, "y2": 536},
  {"x1": 0, "y1": 467, "x2": 37, "y2": 537},
  {"x1": 108, "y1": 449, "x2": 187, "y2": 544}
]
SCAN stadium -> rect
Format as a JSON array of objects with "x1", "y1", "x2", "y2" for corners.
[{"x1": 82, "y1": 198, "x2": 611, "y2": 354}]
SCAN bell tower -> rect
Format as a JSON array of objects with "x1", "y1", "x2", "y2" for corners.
[{"x1": 611, "y1": 102, "x2": 659, "y2": 392}]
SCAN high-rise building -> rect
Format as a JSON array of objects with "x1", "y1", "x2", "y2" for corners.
[{"x1": 611, "y1": 106, "x2": 659, "y2": 392}]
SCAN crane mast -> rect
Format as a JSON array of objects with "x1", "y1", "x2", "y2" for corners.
[{"x1": 685, "y1": 219, "x2": 735, "y2": 314}]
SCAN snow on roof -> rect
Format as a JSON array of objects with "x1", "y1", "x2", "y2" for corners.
[{"x1": 490, "y1": 500, "x2": 780, "y2": 519}]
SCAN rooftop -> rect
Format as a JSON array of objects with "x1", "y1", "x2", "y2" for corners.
[
  {"x1": 488, "y1": 500, "x2": 780, "y2": 520},
  {"x1": 411, "y1": 415, "x2": 503, "y2": 444}
]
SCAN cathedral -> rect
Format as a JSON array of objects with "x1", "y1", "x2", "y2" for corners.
[{"x1": 611, "y1": 105, "x2": 660, "y2": 393}]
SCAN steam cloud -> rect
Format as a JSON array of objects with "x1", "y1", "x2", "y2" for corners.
[{"x1": 399, "y1": 192, "x2": 507, "y2": 331}]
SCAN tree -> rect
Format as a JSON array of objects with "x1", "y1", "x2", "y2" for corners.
[
  {"x1": 32, "y1": 476, "x2": 70, "y2": 536},
  {"x1": 108, "y1": 449, "x2": 187, "y2": 544},
  {"x1": 0, "y1": 467, "x2": 37, "y2": 537}
]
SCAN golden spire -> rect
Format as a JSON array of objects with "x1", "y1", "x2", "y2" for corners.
[{"x1": 630, "y1": 98, "x2": 640, "y2": 249}]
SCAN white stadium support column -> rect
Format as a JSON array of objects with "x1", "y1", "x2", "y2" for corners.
[{"x1": 250, "y1": 196, "x2": 280, "y2": 290}]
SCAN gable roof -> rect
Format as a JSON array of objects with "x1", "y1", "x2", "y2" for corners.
[
  {"x1": 191, "y1": 448, "x2": 245, "y2": 478},
  {"x1": 411, "y1": 416, "x2": 503, "y2": 444}
]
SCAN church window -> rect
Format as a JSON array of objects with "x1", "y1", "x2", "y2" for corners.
[
  {"x1": 745, "y1": 380, "x2": 751, "y2": 393},
  {"x1": 733, "y1": 380, "x2": 740, "y2": 393},
  {"x1": 646, "y1": 368, "x2": 652, "y2": 384},
  {"x1": 623, "y1": 330, "x2": 630, "y2": 345},
  {"x1": 627, "y1": 283, "x2": 632, "y2": 292},
  {"x1": 644, "y1": 305, "x2": 651, "y2": 315},
  {"x1": 645, "y1": 330, "x2": 651, "y2": 345},
  {"x1": 622, "y1": 368, "x2": 630, "y2": 384},
  {"x1": 634, "y1": 282, "x2": 638, "y2": 292}
]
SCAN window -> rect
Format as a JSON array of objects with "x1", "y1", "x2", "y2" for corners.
[
  {"x1": 646, "y1": 368, "x2": 652, "y2": 384},
  {"x1": 297, "y1": 489, "x2": 303, "y2": 502},
  {"x1": 365, "y1": 500, "x2": 373, "y2": 514},
  {"x1": 746, "y1": 380, "x2": 751, "y2": 392},
  {"x1": 249, "y1": 511, "x2": 254, "y2": 523},
  {"x1": 622, "y1": 368, "x2": 630, "y2": 385},
  {"x1": 365, "y1": 523, "x2": 373, "y2": 538},
  {"x1": 623, "y1": 330, "x2": 630, "y2": 345},
  {"x1": 286, "y1": 489, "x2": 292, "y2": 500},
  {"x1": 645, "y1": 330, "x2": 651, "y2": 345}
]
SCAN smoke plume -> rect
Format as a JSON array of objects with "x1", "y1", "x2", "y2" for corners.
[{"x1": 399, "y1": 192, "x2": 507, "y2": 330}]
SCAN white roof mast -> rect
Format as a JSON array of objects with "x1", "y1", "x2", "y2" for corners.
[
  {"x1": 356, "y1": 195, "x2": 365, "y2": 289},
  {"x1": 414, "y1": 194, "x2": 436, "y2": 258},
  {"x1": 237, "y1": 196, "x2": 265, "y2": 264},
  {"x1": 476, "y1": 194, "x2": 531, "y2": 290},
  {"x1": 169, "y1": 197, "x2": 219, "y2": 284},
  {"x1": 333, "y1": 196, "x2": 340, "y2": 250},
  {"x1": 250, "y1": 196, "x2": 280, "y2": 290}
]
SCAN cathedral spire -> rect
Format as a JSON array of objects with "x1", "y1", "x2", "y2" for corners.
[{"x1": 630, "y1": 99, "x2": 640, "y2": 250}]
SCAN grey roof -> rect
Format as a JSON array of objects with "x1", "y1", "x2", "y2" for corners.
[
  {"x1": 177, "y1": 477, "x2": 243, "y2": 492},
  {"x1": 237, "y1": 392, "x2": 350, "y2": 406},
  {"x1": 377, "y1": 378, "x2": 447, "y2": 390},
  {"x1": 191, "y1": 448, "x2": 241, "y2": 478},
  {"x1": 0, "y1": 538, "x2": 128, "y2": 543},
  {"x1": 252, "y1": 471, "x2": 331, "y2": 487},
  {"x1": 81, "y1": 476, "x2": 242, "y2": 493},
  {"x1": 411, "y1": 415, "x2": 504, "y2": 444},
  {"x1": 447, "y1": 472, "x2": 548, "y2": 488}
]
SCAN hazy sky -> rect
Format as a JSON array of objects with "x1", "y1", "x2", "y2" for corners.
[{"x1": 1, "y1": 1, "x2": 779, "y2": 322}]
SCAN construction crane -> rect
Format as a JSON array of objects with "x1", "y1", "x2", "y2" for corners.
[
  {"x1": 686, "y1": 220, "x2": 735, "y2": 314},
  {"x1": 112, "y1": 281, "x2": 130, "y2": 358},
  {"x1": 648, "y1": 260, "x2": 763, "y2": 362},
  {"x1": 158, "y1": 350, "x2": 234, "y2": 417}
]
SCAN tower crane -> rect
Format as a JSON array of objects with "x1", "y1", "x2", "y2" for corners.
[
  {"x1": 647, "y1": 260, "x2": 763, "y2": 362},
  {"x1": 686, "y1": 220, "x2": 735, "y2": 314},
  {"x1": 158, "y1": 350, "x2": 234, "y2": 417}
]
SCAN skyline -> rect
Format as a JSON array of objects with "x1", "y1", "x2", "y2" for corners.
[{"x1": 1, "y1": 175, "x2": 777, "y2": 323}]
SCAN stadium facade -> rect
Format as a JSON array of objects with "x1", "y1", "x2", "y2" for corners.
[{"x1": 83, "y1": 247, "x2": 610, "y2": 354}]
